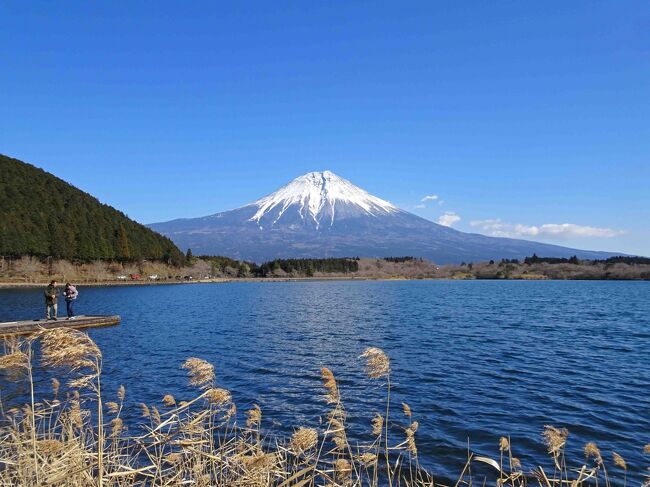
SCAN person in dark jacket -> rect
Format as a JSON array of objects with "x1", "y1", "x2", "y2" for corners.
[
  {"x1": 64, "y1": 282, "x2": 78, "y2": 320},
  {"x1": 44, "y1": 280, "x2": 59, "y2": 320}
]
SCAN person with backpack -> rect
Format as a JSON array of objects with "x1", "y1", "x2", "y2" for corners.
[{"x1": 64, "y1": 282, "x2": 79, "y2": 320}]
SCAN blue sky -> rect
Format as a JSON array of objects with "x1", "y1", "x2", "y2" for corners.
[{"x1": 1, "y1": 1, "x2": 648, "y2": 255}]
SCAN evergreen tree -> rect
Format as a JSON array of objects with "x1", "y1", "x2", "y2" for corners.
[
  {"x1": 117, "y1": 224, "x2": 132, "y2": 260},
  {"x1": 0, "y1": 154, "x2": 184, "y2": 263}
]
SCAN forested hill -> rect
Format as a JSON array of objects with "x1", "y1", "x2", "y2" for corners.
[{"x1": 0, "y1": 154, "x2": 184, "y2": 264}]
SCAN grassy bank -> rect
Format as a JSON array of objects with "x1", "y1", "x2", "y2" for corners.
[{"x1": 1, "y1": 329, "x2": 648, "y2": 486}]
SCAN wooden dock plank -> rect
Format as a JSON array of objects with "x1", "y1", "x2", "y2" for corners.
[{"x1": 0, "y1": 315, "x2": 120, "y2": 337}]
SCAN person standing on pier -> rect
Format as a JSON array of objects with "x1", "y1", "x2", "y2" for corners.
[
  {"x1": 44, "y1": 280, "x2": 59, "y2": 320},
  {"x1": 64, "y1": 282, "x2": 78, "y2": 320}
]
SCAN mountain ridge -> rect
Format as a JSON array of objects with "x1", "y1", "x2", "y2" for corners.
[{"x1": 150, "y1": 171, "x2": 623, "y2": 264}]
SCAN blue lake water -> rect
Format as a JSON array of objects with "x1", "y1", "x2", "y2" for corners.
[{"x1": 1, "y1": 280, "x2": 649, "y2": 481}]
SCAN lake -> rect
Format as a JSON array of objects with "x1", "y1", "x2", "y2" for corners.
[{"x1": 1, "y1": 280, "x2": 649, "y2": 481}]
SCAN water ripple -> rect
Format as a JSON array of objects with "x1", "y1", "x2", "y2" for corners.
[{"x1": 1, "y1": 280, "x2": 649, "y2": 482}]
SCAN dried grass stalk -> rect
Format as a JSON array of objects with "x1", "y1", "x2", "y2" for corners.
[
  {"x1": 360, "y1": 347, "x2": 390, "y2": 379},
  {"x1": 181, "y1": 357, "x2": 215, "y2": 389},
  {"x1": 291, "y1": 427, "x2": 318, "y2": 454}
]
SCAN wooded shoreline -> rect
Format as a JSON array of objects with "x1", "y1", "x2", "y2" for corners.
[{"x1": 1, "y1": 254, "x2": 649, "y2": 287}]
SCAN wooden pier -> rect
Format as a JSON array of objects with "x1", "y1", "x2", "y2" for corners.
[{"x1": 0, "y1": 315, "x2": 120, "y2": 337}]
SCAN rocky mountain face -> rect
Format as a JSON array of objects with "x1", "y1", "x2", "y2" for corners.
[{"x1": 149, "y1": 171, "x2": 619, "y2": 263}]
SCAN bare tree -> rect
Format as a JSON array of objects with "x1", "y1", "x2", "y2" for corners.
[{"x1": 12, "y1": 256, "x2": 45, "y2": 281}]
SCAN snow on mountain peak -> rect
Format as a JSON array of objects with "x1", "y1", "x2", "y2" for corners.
[{"x1": 249, "y1": 170, "x2": 400, "y2": 227}]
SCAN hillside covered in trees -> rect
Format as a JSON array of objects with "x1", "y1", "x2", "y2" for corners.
[{"x1": 0, "y1": 154, "x2": 184, "y2": 264}]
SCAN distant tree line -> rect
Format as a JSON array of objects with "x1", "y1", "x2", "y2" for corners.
[
  {"x1": 3, "y1": 250, "x2": 649, "y2": 282},
  {"x1": 595, "y1": 256, "x2": 650, "y2": 265},
  {"x1": 192, "y1": 254, "x2": 360, "y2": 277},
  {"x1": 383, "y1": 256, "x2": 423, "y2": 263},
  {"x1": 0, "y1": 154, "x2": 184, "y2": 264},
  {"x1": 521, "y1": 254, "x2": 650, "y2": 266},
  {"x1": 256, "y1": 258, "x2": 359, "y2": 277},
  {"x1": 173, "y1": 253, "x2": 650, "y2": 280},
  {"x1": 523, "y1": 254, "x2": 580, "y2": 265}
]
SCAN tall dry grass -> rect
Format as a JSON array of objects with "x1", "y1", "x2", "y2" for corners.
[{"x1": 1, "y1": 329, "x2": 648, "y2": 486}]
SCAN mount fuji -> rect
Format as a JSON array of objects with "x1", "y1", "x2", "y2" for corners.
[{"x1": 149, "y1": 171, "x2": 619, "y2": 263}]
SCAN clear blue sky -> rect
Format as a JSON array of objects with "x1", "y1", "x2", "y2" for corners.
[{"x1": 1, "y1": 2, "x2": 648, "y2": 255}]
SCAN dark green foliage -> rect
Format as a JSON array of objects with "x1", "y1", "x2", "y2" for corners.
[
  {"x1": 117, "y1": 224, "x2": 132, "y2": 260},
  {"x1": 257, "y1": 258, "x2": 359, "y2": 276},
  {"x1": 596, "y1": 256, "x2": 650, "y2": 265},
  {"x1": 524, "y1": 254, "x2": 580, "y2": 265},
  {"x1": 195, "y1": 256, "x2": 359, "y2": 278},
  {"x1": 521, "y1": 254, "x2": 646, "y2": 266},
  {"x1": 383, "y1": 256, "x2": 422, "y2": 263},
  {"x1": 0, "y1": 154, "x2": 184, "y2": 264}
]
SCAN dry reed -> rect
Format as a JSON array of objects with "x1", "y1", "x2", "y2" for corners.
[{"x1": 0, "y1": 329, "x2": 645, "y2": 487}]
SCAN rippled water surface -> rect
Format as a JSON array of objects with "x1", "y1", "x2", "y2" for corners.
[{"x1": 1, "y1": 280, "x2": 649, "y2": 481}]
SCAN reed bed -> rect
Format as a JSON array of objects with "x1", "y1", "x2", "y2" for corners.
[{"x1": 0, "y1": 328, "x2": 648, "y2": 486}]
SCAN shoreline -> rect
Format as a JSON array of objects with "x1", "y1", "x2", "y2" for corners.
[
  {"x1": 0, "y1": 276, "x2": 400, "y2": 288},
  {"x1": 1, "y1": 275, "x2": 648, "y2": 289}
]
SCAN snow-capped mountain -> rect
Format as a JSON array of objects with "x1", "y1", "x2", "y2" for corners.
[
  {"x1": 149, "y1": 171, "x2": 620, "y2": 263},
  {"x1": 250, "y1": 171, "x2": 400, "y2": 228}
]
